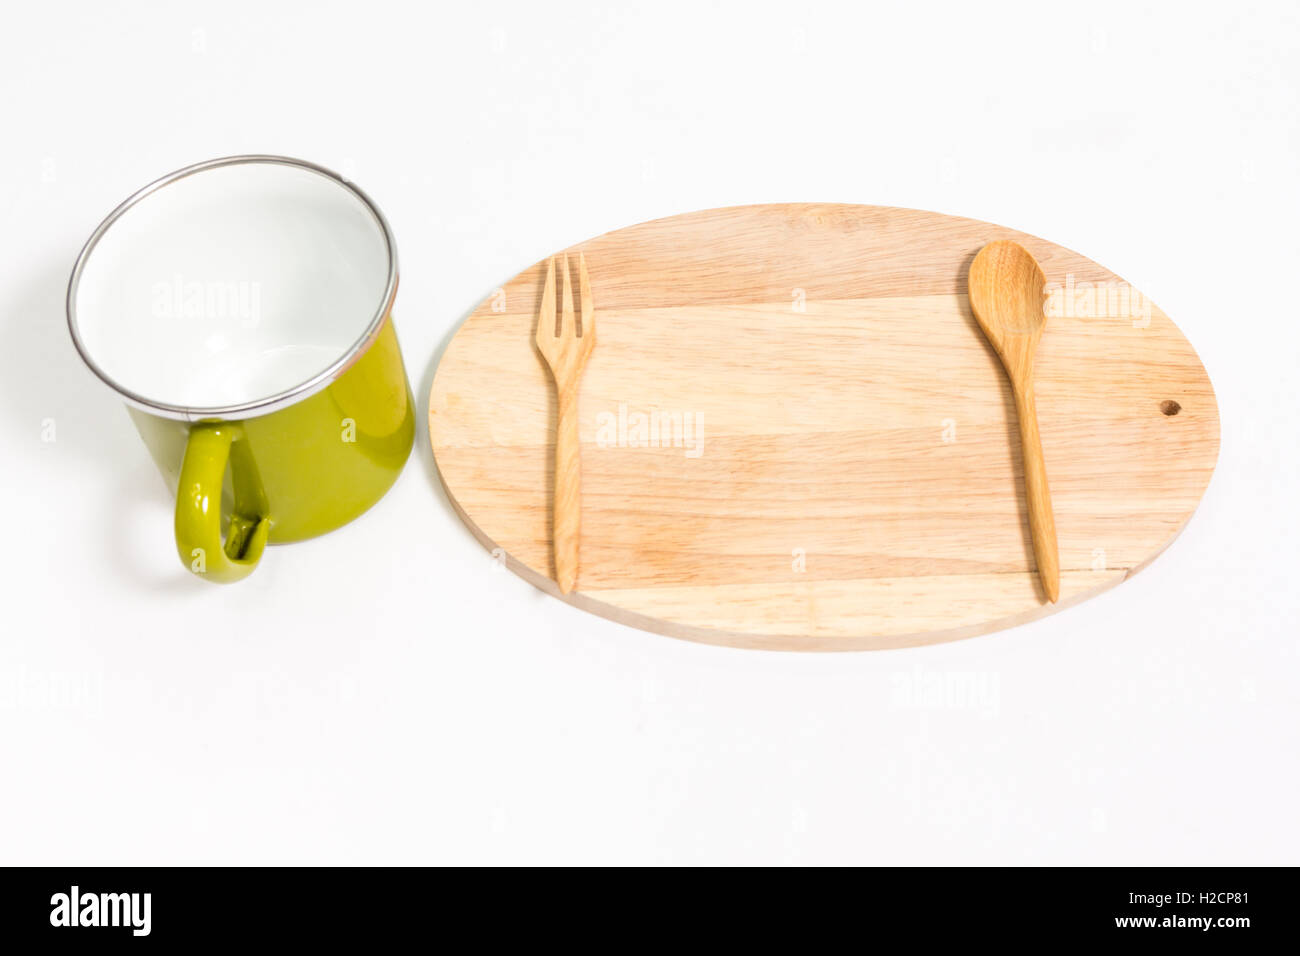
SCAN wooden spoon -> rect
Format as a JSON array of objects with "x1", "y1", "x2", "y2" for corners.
[{"x1": 967, "y1": 240, "x2": 1060, "y2": 603}]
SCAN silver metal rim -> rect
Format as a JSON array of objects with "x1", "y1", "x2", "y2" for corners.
[{"x1": 65, "y1": 154, "x2": 400, "y2": 422}]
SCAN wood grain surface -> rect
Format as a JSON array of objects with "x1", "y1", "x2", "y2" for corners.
[{"x1": 429, "y1": 204, "x2": 1220, "y2": 650}]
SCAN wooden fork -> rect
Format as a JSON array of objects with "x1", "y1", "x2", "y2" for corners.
[{"x1": 535, "y1": 252, "x2": 596, "y2": 594}]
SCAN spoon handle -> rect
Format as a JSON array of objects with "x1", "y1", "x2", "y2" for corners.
[{"x1": 1012, "y1": 378, "x2": 1060, "y2": 602}]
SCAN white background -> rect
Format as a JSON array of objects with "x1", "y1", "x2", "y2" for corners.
[{"x1": 1, "y1": 0, "x2": 1296, "y2": 865}]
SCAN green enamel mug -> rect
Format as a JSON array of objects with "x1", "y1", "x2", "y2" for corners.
[{"x1": 66, "y1": 156, "x2": 415, "y2": 582}]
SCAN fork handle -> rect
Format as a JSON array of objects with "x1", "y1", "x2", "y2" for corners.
[
  {"x1": 1012, "y1": 377, "x2": 1060, "y2": 603},
  {"x1": 552, "y1": 382, "x2": 582, "y2": 593}
]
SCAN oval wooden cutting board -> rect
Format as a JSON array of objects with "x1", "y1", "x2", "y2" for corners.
[{"x1": 429, "y1": 204, "x2": 1219, "y2": 650}]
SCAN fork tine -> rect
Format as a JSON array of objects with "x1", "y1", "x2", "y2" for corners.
[
  {"x1": 560, "y1": 252, "x2": 575, "y2": 337},
  {"x1": 578, "y1": 251, "x2": 593, "y2": 339},
  {"x1": 538, "y1": 257, "x2": 556, "y2": 340}
]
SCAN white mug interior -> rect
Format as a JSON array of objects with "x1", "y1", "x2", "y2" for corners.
[{"x1": 70, "y1": 158, "x2": 394, "y2": 417}]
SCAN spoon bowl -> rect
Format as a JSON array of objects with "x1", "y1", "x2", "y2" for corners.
[{"x1": 968, "y1": 240, "x2": 1049, "y2": 345}]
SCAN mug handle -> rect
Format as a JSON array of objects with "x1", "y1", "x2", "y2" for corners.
[{"x1": 175, "y1": 422, "x2": 270, "y2": 583}]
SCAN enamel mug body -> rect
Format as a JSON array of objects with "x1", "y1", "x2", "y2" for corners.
[{"x1": 67, "y1": 156, "x2": 415, "y2": 582}]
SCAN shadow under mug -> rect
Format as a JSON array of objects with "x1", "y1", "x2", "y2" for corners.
[{"x1": 66, "y1": 155, "x2": 415, "y2": 582}]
